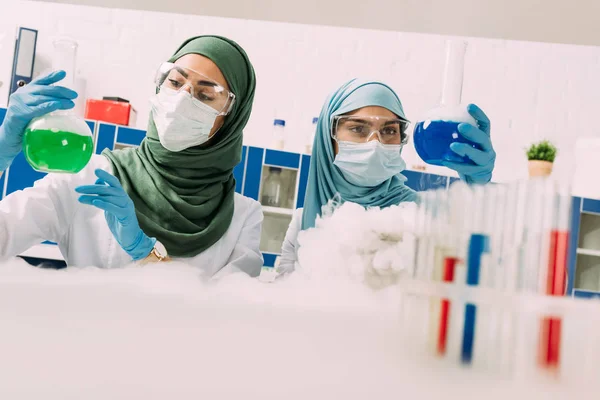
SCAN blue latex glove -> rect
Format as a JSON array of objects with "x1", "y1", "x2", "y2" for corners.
[
  {"x1": 0, "y1": 70, "x2": 78, "y2": 171},
  {"x1": 442, "y1": 104, "x2": 496, "y2": 184},
  {"x1": 75, "y1": 169, "x2": 156, "y2": 261}
]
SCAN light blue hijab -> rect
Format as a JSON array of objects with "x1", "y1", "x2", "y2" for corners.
[{"x1": 301, "y1": 79, "x2": 418, "y2": 230}]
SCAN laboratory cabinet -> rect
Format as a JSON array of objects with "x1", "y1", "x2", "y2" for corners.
[{"x1": 568, "y1": 196, "x2": 600, "y2": 298}]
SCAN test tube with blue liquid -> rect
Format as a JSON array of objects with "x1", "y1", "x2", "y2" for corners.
[
  {"x1": 461, "y1": 185, "x2": 490, "y2": 365},
  {"x1": 429, "y1": 182, "x2": 472, "y2": 362}
]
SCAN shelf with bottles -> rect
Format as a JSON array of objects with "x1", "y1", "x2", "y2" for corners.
[
  {"x1": 259, "y1": 166, "x2": 298, "y2": 211},
  {"x1": 258, "y1": 164, "x2": 298, "y2": 255}
]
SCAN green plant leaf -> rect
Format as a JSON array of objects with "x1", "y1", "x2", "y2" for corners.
[{"x1": 526, "y1": 140, "x2": 557, "y2": 161}]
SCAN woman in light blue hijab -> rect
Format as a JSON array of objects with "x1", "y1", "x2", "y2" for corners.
[{"x1": 278, "y1": 78, "x2": 495, "y2": 272}]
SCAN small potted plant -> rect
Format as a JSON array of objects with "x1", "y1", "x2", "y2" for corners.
[{"x1": 526, "y1": 140, "x2": 557, "y2": 177}]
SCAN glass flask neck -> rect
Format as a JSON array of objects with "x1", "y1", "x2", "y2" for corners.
[
  {"x1": 441, "y1": 40, "x2": 467, "y2": 107},
  {"x1": 52, "y1": 38, "x2": 78, "y2": 91}
]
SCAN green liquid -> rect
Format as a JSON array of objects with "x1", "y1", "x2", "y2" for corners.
[{"x1": 23, "y1": 129, "x2": 94, "y2": 173}]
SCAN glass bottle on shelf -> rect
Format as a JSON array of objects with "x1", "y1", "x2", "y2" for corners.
[
  {"x1": 261, "y1": 167, "x2": 283, "y2": 207},
  {"x1": 271, "y1": 119, "x2": 286, "y2": 150},
  {"x1": 305, "y1": 117, "x2": 318, "y2": 154}
]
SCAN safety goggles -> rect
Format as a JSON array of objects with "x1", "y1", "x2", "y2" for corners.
[
  {"x1": 332, "y1": 115, "x2": 410, "y2": 145},
  {"x1": 154, "y1": 62, "x2": 236, "y2": 116}
]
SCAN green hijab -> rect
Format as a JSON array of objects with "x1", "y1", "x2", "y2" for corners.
[{"x1": 104, "y1": 35, "x2": 256, "y2": 257}]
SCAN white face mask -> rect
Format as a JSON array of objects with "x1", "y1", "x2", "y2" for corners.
[
  {"x1": 333, "y1": 140, "x2": 407, "y2": 187},
  {"x1": 149, "y1": 87, "x2": 219, "y2": 152}
]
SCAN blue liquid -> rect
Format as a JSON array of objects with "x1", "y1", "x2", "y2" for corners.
[
  {"x1": 413, "y1": 120, "x2": 479, "y2": 166},
  {"x1": 461, "y1": 234, "x2": 490, "y2": 365}
]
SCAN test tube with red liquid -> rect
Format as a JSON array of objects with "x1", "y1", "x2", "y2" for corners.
[{"x1": 538, "y1": 183, "x2": 570, "y2": 371}]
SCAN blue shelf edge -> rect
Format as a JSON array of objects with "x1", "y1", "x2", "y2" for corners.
[{"x1": 573, "y1": 289, "x2": 600, "y2": 299}]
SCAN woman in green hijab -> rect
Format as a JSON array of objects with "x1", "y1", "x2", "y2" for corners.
[{"x1": 0, "y1": 35, "x2": 263, "y2": 278}]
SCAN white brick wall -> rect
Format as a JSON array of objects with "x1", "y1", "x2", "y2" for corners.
[{"x1": 1, "y1": 0, "x2": 599, "y2": 183}]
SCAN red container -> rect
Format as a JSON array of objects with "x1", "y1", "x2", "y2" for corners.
[{"x1": 85, "y1": 99, "x2": 137, "y2": 126}]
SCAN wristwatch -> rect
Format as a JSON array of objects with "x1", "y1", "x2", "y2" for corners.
[{"x1": 139, "y1": 241, "x2": 169, "y2": 265}]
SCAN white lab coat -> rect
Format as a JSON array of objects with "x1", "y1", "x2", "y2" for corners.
[
  {"x1": 0, "y1": 155, "x2": 264, "y2": 278},
  {"x1": 278, "y1": 208, "x2": 304, "y2": 274}
]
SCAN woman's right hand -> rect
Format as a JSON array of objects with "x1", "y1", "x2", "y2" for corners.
[{"x1": 0, "y1": 70, "x2": 78, "y2": 162}]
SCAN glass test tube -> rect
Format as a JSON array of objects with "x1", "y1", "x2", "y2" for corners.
[
  {"x1": 461, "y1": 185, "x2": 487, "y2": 365},
  {"x1": 436, "y1": 184, "x2": 464, "y2": 356},
  {"x1": 538, "y1": 181, "x2": 571, "y2": 371}
]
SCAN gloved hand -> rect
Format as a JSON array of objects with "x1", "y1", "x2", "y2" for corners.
[
  {"x1": 75, "y1": 169, "x2": 156, "y2": 261},
  {"x1": 0, "y1": 70, "x2": 78, "y2": 171},
  {"x1": 442, "y1": 104, "x2": 495, "y2": 184}
]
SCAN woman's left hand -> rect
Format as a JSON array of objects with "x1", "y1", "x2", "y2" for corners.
[
  {"x1": 75, "y1": 169, "x2": 155, "y2": 261},
  {"x1": 442, "y1": 104, "x2": 496, "y2": 185}
]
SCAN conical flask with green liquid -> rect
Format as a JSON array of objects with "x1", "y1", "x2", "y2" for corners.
[{"x1": 23, "y1": 38, "x2": 93, "y2": 173}]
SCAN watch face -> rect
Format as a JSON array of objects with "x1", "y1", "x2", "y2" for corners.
[{"x1": 155, "y1": 241, "x2": 168, "y2": 258}]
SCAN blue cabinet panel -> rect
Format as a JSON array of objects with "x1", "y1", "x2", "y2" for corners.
[
  {"x1": 567, "y1": 196, "x2": 582, "y2": 295},
  {"x1": 85, "y1": 120, "x2": 96, "y2": 135},
  {"x1": 5, "y1": 153, "x2": 45, "y2": 195},
  {"x1": 296, "y1": 155, "x2": 311, "y2": 208},
  {"x1": 233, "y1": 146, "x2": 247, "y2": 194},
  {"x1": 582, "y1": 198, "x2": 600, "y2": 214},
  {"x1": 263, "y1": 253, "x2": 278, "y2": 267},
  {"x1": 95, "y1": 124, "x2": 116, "y2": 154},
  {"x1": 243, "y1": 147, "x2": 264, "y2": 200},
  {"x1": 265, "y1": 149, "x2": 300, "y2": 169},
  {"x1": 116, "y1": 126, "x2": 146, "y2": 146}
]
